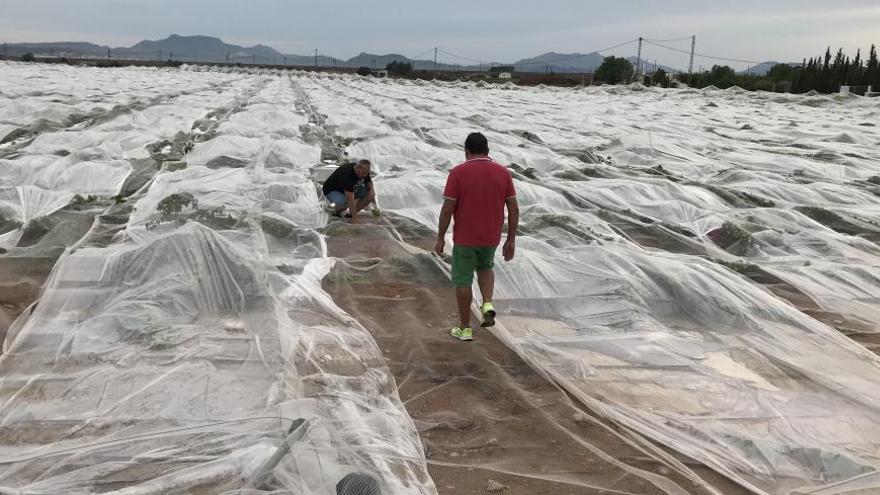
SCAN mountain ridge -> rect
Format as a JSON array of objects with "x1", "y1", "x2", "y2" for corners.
[{"x1": 5, "y1": 34, "x2": 687, "y2": 72}]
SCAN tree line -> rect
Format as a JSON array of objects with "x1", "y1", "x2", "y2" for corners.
[{"x1": 596, "y1": 44, "x2": 879, "y2": 94}]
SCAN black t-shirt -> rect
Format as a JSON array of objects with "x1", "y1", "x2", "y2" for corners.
[{"x1": 322, "y1": 163, "x2": 372, "y2": 194}]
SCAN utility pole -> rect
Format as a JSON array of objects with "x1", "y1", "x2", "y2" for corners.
[
  {"x1": 315, "y1": 49, "x2": 318, "y2": 69},
  {"x1": 2, "y1": 43, "x2": 6, "y2": 60},
  {"x1": 636, "y1": 36, "x2": 643, "y2": 77},
  {"x1": 283, "y1": 56, "x2": 287, "y2": 65},
  {"x1": 170, "y1": 51, "x2": 173, "y2": 61},
  {"x1": 434, "y1": 47, "x2": 438, "y2": 71},
  {"x1": 688, "y1": 35, "x2": 696, "y2": 75}
]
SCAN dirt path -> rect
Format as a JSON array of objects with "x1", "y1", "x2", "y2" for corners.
[{"x1": 322, "y1": 218, "x2": 749, "y2": 495}]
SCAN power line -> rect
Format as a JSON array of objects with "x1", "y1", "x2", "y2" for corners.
[
  {"x1": 507, "y1": 38, "x2": 641, "y2": 67},
  {"x1": 408, "y1": 48, "x2": 435, "y2": 61},
  {"x1": 436, "y1": 38, "x2": 640, "y2": 69},
  {"x1": 645, "y1": 36, "x2": 695, "y2": 43},
  {"x1": 437, "y1": 48, "x2": 486, "y2": 65},
  {"x1": 643, "y1": 39, "x2": 763, "y2": 65}
]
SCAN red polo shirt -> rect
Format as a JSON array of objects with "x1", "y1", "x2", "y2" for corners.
[{"x1": 442, "y1": 157, "x2": 516, "y2": 247}]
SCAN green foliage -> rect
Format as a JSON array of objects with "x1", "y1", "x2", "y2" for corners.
[
  {"x1": 738, "y1": 192, "x2": 775, "y2": 208},
  {"x1": 508, "y1": 163, "x2": 539, "y2": 180},
  {"x1": 595, "y1": 56, "x2": 634, "y2": 85},
  {"x1": 796, "y1": 206, "x2": 843, "y2": 225},
  {"x1": 679, "y1": 43, "x2": 879, "y2": 94},
  {"x1": 20, "y1": 52, "x2": 36, "y2": 62},
  {"x1": 753, "y1": 79, "x2": 775, "y2": 92},
  {"x1": 653, "y1": 69, "x2": 671, "y2": 88},
  {"x1": 157, "y1": 193, "x2": 197, "y2": 221},
  {"x1": 712, "y1": 221, "x2": 752, "y2": 250},
  {"x1": 645, "y1": 165, "x2": 680, "y2": 182},
  {"x1": 526, "y1": 214, "x2": 598, "y2": 243},
  {"x1": 72, "y1": 194, "x2": 98, "y2": 205},
  {"x1": 356, "y1": 66, "x2": 371, "y2": 76},
  {"x1": 386, "y1": 60, "x2": 413, "y2": 75},
  {"x1": 19, "y1": 217, "x2": 53, "y2": 246},
  {"x1": 0, "y1": 216, "x2": 23, "y2": 235},
  {"x1": 768, "y1": 63, "x2": 793, "y2": 81},
  {"x1": 707, "y1": 65, "x2": 737, "y2": 88},
  {"x1": 155, "y1": 193, "x2": 239, "y2": 230}
]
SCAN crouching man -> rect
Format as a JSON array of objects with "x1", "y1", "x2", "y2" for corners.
[
  {"x1": 322, "y1": 159, "x2": 376, "y2": 220},
  {"x1": 435, "y1": 133, "x2": 519, "y2": 341}
]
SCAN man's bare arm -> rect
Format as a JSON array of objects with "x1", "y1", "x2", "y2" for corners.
[
  {"x1": 435, "y1": 198, "x2": 456, "y2": 255},
  {"x1": 503, "y1": 197, "x2": 519, "y2": 261},
  {"x1": 351, "y1": 183, "x2": 376, "y2": 215},
  {"x1": 346, "y1": 190, "x2": 357, "y2": 218}
]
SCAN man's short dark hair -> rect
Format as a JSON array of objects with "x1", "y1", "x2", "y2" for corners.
[
  {"x1": 355, "y1": 159, "x2": 371, "y2": 168},
  {"x1": 464, "y1": 132, "x2": 489, "y2": 155}
]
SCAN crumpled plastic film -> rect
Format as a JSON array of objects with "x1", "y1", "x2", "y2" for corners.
[
  {"x1": 296, "y1": 72, "x2": 880, "y2": 494},
  {"x1": 0, "y1": 69, "x2": 435, "y2": 494}
]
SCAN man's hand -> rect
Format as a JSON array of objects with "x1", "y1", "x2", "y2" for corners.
[
  {"x1": 503, "y1": 238, "x2": 515, "y2": 261},
  {"x1": 434, "y1": 238, "x2": 445, "y2": 256}
]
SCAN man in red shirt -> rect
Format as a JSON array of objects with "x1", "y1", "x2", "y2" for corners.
[{"x1": 435, "y1": 133, "x2": 519, "y2": 341}]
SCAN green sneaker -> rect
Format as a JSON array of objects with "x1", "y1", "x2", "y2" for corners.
[
  {"x1": 480, "y1": 302, "x2": 496, "y2": 328},
  {"x1": 450, "y1": 326, "x2": 473, "y2": 341}
]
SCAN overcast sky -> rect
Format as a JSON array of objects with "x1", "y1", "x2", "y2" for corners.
[{"x1": 2, "y1": 0, "x2": 879, "y2": 69}]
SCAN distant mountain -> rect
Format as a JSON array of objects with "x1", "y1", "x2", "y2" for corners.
[
  {"x1": 117, "y1": 35, "x2": 286, "y2": 62},
  {"x1": 737, "y1": 61, "x2": 800, "y2": 76},
  {"x1": 7, "y1": 35, "x2": 288, "y2": 63},
  {"x1": 4, "y1": 41, "x2": 110, "y2": 57},
  {"x1": 509, "y1": 52, "x2": 606, "y2": 73},
  {"x1": 501, "y1": 52, "x2": 682, "y2": 74},
  {"x1": 5, "y1": 34, "x2": 688, "y2": 72},
  {"x1": 343, "y1": 52, "x2": 462, "y2": 71},
  {"x1": 346, "y1": 52, "x2": 408, "y2": 68}
]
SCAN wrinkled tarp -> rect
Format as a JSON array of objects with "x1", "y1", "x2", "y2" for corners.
[{"x1": 298, "y1": 73, "x2": 880, "y2": 494}]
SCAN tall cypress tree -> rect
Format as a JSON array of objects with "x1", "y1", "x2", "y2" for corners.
[
  {"x1": 851, "y1": 49, "x2": 863, "y2": 85},
  {"x1": 867, "y1": 45, "x2": 879, "y2": 88}
]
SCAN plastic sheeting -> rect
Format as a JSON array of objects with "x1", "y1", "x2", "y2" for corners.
[
  {"x1": 296, "y1": 73, "x2": 880, "y2": 494},
  {"x1": 0, "y1": 66, "x2": 434, "y2": 494},
  {"x1": 4, "y1": 62, "x2": 880, "y2": 494}
]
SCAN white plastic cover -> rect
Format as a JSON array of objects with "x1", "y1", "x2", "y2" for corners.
[
  {"x1": 0, "y1": 65, "x2": 434, "y2": 494},
  {"x1": 3, "y1": 61, "x2": 880, "y2": 495},
  {"x1": 296, "y1": 73, "x2": 880, "y2": 494}
]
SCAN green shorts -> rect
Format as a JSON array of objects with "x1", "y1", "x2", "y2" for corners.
[{"x1": 451, "y1": 245, "x2": 496, "y2": 287}]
